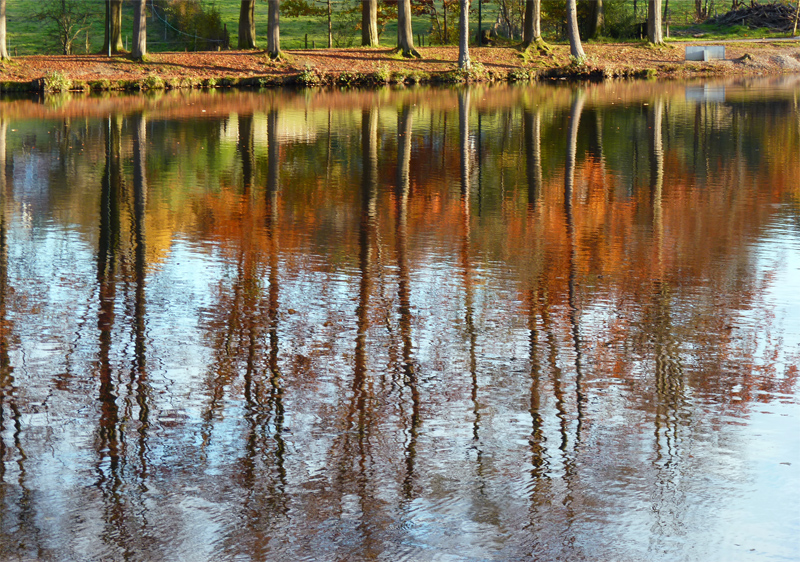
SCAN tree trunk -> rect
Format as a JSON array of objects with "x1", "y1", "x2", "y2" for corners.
[
  {"x1": 566, "y1": 0, "x2": 585, "y2": 60},
  {"x1": 132, "y1": 0, "x2": 147, "y2": 60},
  {"x1": 238, "y1": 0, "x2": 257, "y2": 49},
  {"x1": 0, "y1": 0, "x2": 8, "y2": 60},
  {"x1": 458, "y1": 0, "x2": 471, "y2": 70},
  {"x1": 522, "y1": 0, "x2": 542, "y2": 45},
  {"x1": 267, "y1": 0, "x2": 281, "y2": 58},
  {"x1": 444, "y1": 0, "x2": 449, "y2": 43},
  {"x1": 397, "y1": 0, "x2": 421, "y2": 57},
  {"x1": 327, "y1": 0, "x2": 332, "y2": 47},
  {"x1": 362, "y1": 0, "x2": 379, "y2": 46},
  {"x1": 104, "y1": 0, "x2": 124, "y2": 54},
  {"x1": 648, "y1": 0, "x2": 664, "y2": 44},
  {"x1": 587, "y1": 0, "x2": 604, "y2": 38}
]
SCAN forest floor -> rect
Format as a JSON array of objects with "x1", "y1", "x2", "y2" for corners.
[{"x1": 2, "y1": 39, "x2": 800, "y2": 89}]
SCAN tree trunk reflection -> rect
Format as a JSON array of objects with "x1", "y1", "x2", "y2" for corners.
[{"x1": 396, "y1": 104, "x2": 419, "y2": 500}]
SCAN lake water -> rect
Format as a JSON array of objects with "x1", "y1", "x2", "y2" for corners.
[{"x1": 0, "y1": 79, "x2": 799, "y2": 562}]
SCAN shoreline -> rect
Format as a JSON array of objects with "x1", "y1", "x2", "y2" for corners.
[{"x1": 2, "y1": 41, "x2": 800, "y2": 92}]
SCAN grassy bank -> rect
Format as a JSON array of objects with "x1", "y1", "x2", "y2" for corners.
[{"x1": 1, "y1": 38, "x2": 799, "y2": 94}]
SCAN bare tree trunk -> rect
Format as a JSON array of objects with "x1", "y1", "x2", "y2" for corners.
[
  {"x1": 648, "y1": 0, "x2": 664, "y2": 43},
  {"x1": 362, "y1": 0, "x2": 379, "y2": 46},
  {"x1": 104, "y1": 0, "x2": 124, "y2": 54},
  {"x1": 238, "y1": 0, "x2": 257, "y2": 49},
  {"x1": 327, "y1": 0, "x2": 332, "y2": 47},
  {"x1": 132, "y1": 0, "x2": 147, "y2": 60},
  {"x1": 458, "y1": 0, "x2": 471, "y2": 69},
  {"x1": 267, "y1": 0, "x2": 281, "y2": 58},
  {"x1": 566, "y1": 0, "x2": 585, "y2": 60},
  {"x1": 0, "y1": 0, "x2": 9, "y2": 60},
  {"x1": 397, "y1": 0, "x2": 421, "y2": 57},
  {"x1": 522, "y1": 0, "x2": 542, "y2": 46},
  {"x1": 444, "y1": 0, "x2": 449, "y2": 43},
  {"x1": 587, "y1": 0, "x2": 604, "y2": 38}
]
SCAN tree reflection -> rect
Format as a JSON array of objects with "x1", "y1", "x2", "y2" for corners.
[
  {"x1": 0, "y1": 84, "x2": 797, "y2": 559},
  {"x1": 203, "y1": 108, "x2": 288, "y2": 558},
  {"x1": 95, "y1": 115, "x2": 124, "y2": 549},
  {"x1": 94, "y1": 112, "x2": 154, "y2": 557},
  {"x1": 0, "y1": 116, "x2": 41, "y2": 559},
  {"x1": 565, "y1": 89, "x2": 587, "y2": 444},
  {"x1": 524, "y1": 105, "x2": 543, "y2": 213},
  {"x1": 396, "y1": 103, "x2": 419, "y2": 501}
]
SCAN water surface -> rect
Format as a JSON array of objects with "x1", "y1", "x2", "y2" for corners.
[{"x1": 0, "y1": 79, "x2": 799, "y2": 561}]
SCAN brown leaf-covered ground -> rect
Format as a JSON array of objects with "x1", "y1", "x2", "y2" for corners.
[{"x1": 2, "y1": 40, "x2": 800, "y2": 86}]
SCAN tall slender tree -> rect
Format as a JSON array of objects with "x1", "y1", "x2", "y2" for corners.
[
  {"x1": 267, "y1": 0, "x2": 281, "y2": 58},
  {"x1": 396, "y1": 0, "x2": 421, "y2": 57},
  {"x1": 239, "y1": 0, "x2": 257, "y2": 49},
  {"x1": 0, "y1": 0, "x2": 9, "y2": 60},
  {"x1": 566, "y1": 0, "x2": 585, "y2": 60},
  {"x1": 362, "y1": 0, "x2": 379, "y2": 46},
  {"x1": 587, "y1": 0, "x2": 604, "y2": 38},
  {"x1": 103, "y1": 0, "x2": 124, "y2": 54},
  {"x1": 458, "y1": 0, "x2": 471, "y2": 70},
  {"x1": 522, "y1": 0, "x2": 542, "y2": 49},
  {"x1": 648, "y1": 0, "x2": 664, "y2": 44},
  {"x1": 132, "y1": 0, "x2": 147, "y2": 60}
]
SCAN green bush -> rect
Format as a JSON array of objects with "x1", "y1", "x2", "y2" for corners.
[
  {"x1": 42, "y1": 71, "x2": 71, "y2": 93},
  {"x1": 142, "y1": 74, "x2": 165, "y2": 90}
]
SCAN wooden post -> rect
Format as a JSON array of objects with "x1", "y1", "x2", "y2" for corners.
[{"x1": 305, "y1": 33, "x2": 308, "y2": 48}]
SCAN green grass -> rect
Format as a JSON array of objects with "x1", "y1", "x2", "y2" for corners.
[
  {"x1": 5, "y1": 0, "x2": 793, "y2": 56},
  {"x1": 5, "y1": 0, "x2": 504, "y2": 55}
]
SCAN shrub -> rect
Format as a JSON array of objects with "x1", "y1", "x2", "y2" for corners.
[
  {"x1": 142, "y1": 74, "x2": 165, "y2": 90},
  {"x1": 42, "y1": 71, "x2": 71, "y2": 93},
  {"x1": 296, "y1": 65, "x2": 320, "y2": 86}
]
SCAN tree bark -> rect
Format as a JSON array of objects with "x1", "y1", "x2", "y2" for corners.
[
  {"x1": 648, "y1": 0, "x2": 664, "y2": 44},
  {"x1": 566, "y1": 0, "x2": 585, "y2": 60},
  {"x1": 458, "y1": 0, "x2": 471, "y2": 70},
  {"x1": 103, "y1": 0, "x2": 124, "y2": 54},
  {"x1": 522, "y1": 0, "x2": 542, "y2": 46},
  {"x1": 327, "y1": 0, "x2": 332, "y2": 47},
  {"x1": 362, "y1": 0, "x2": 379, "y2": 46},
  {"x1": 132, "y1": 0, "x2": 147, "y2": 60},
  {"x1": 587, "y1": 0, "x2": 604, "y2": 38},
  {"x1": 397, "y1": 0, "x2": 421, "y2": 57},
  {"x1": 238, "y1": 0, "x2": 257, "y2": 49},
  {"x1": 0, "y1": 0, "x2": 9, "y2": 60},
  {"x1": 267, "y1": 0, "x2": 281, "y2": 58}
]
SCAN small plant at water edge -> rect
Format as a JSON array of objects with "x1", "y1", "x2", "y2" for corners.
[
  {"x1": 296, "y1": 65, "x2": 320, "y2": 86},
  {"x1": 41, "y1": 71, "x2": 71, "y2": 93},
  {"x1": 142, "y1": 74, "x2": 165, "y2": 90}
]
